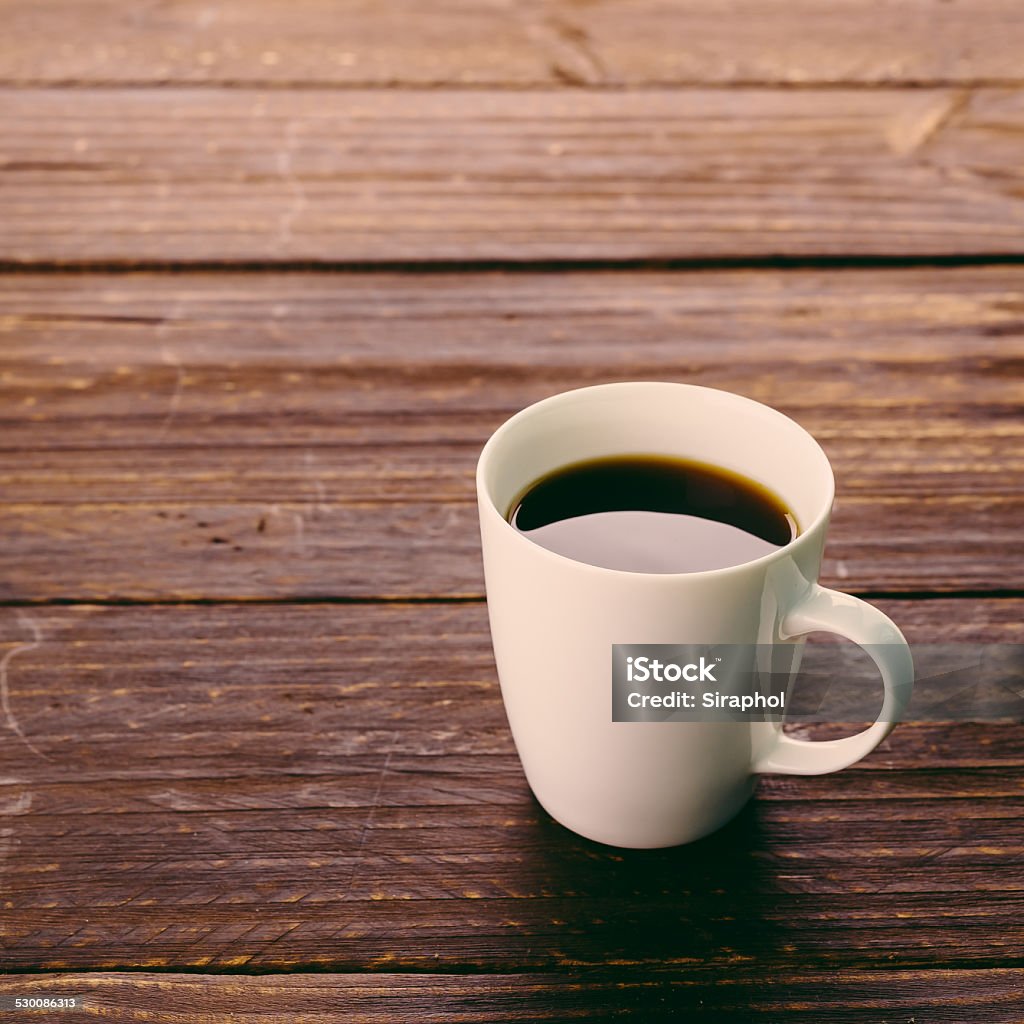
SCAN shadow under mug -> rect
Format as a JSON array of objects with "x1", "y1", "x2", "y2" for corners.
[{"x1": 477, "y1": 382, "x2": 914, "y2": 849}]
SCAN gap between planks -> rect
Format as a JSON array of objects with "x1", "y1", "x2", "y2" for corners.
[
  {"x1": 3, "y1": 254, "x2": 1024, "y2": 276},
  {"x1": 0, "y1": 590, "x2": 1022, "y2": 609}
]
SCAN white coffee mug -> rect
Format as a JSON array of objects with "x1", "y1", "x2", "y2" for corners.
[{"x1": 476, "y1": 382, "x2": 914, "y2": 849}]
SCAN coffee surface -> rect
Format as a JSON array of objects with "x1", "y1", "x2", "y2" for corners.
[{"x1": 509, "y1": 454, "x2": 798, "y2": 573}]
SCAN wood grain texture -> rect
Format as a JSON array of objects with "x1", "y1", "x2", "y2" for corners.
[
  {"x1": 0, "y1": 971, "x2": 1022, "y2": 1024},
  {"x1": 3, "y1": 2, "x2": 1022, "y2": 1013},
  {"x1": 2, "y1": 268, "x2": 1021, "y2": 599},
  {"x1": 4, "y1": 88, "x2": 1024, "y2": 263},
  {"x1": 2, "y1": 1, "x2": 1023, "y2": 87},
  {"x1": 0, "y1": 602, "x2": 1020, "y2": 975}
]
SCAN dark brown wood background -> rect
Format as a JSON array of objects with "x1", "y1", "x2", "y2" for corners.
[{"x1": 0, "y1": 3, "x2": 1022, "y2": 1020}]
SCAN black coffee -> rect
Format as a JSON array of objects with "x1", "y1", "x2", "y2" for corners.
[{"x1": 509, "y1": 455, "x2": 798, "y2": 573}]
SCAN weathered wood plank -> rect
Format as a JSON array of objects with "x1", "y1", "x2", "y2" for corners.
[
  {"x1": 0, "y1": 600, "x2": 1019, "y2": 775},
  {"x1": 3, "y1": 88, "x2": 1024, "y2": 262},
  {"x1": 6, "y1": 495, "x2": 1020, "y2": 599},
  {"x1": 0, "y1": 602, "x2": 1020, "y2": 971},
  {"x1": 2, "y1": 269, "x2": 1021, "y2": 598},
  {"x1": 2, "y1": 1, "x2": 1022, "y2": 87},
  {"x1": 5, "y1": 896, "x2": 1022, "y2": 972},
  {"x1": 1, "y1": 970, "x2": 1022, "y2": 1023}
]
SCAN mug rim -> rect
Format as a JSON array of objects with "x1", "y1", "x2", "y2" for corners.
[{"x1": 476, "y1": 381, "x2": 836, "y2": 581}]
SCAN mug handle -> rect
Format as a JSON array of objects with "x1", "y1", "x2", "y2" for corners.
[{"x1": 754, "y1": 583, "x2": 914, "y2": 775}]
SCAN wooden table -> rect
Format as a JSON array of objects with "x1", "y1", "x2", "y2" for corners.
[{"x1": 1, "y1": 3, "x2": 1022, "y2": 1020}]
